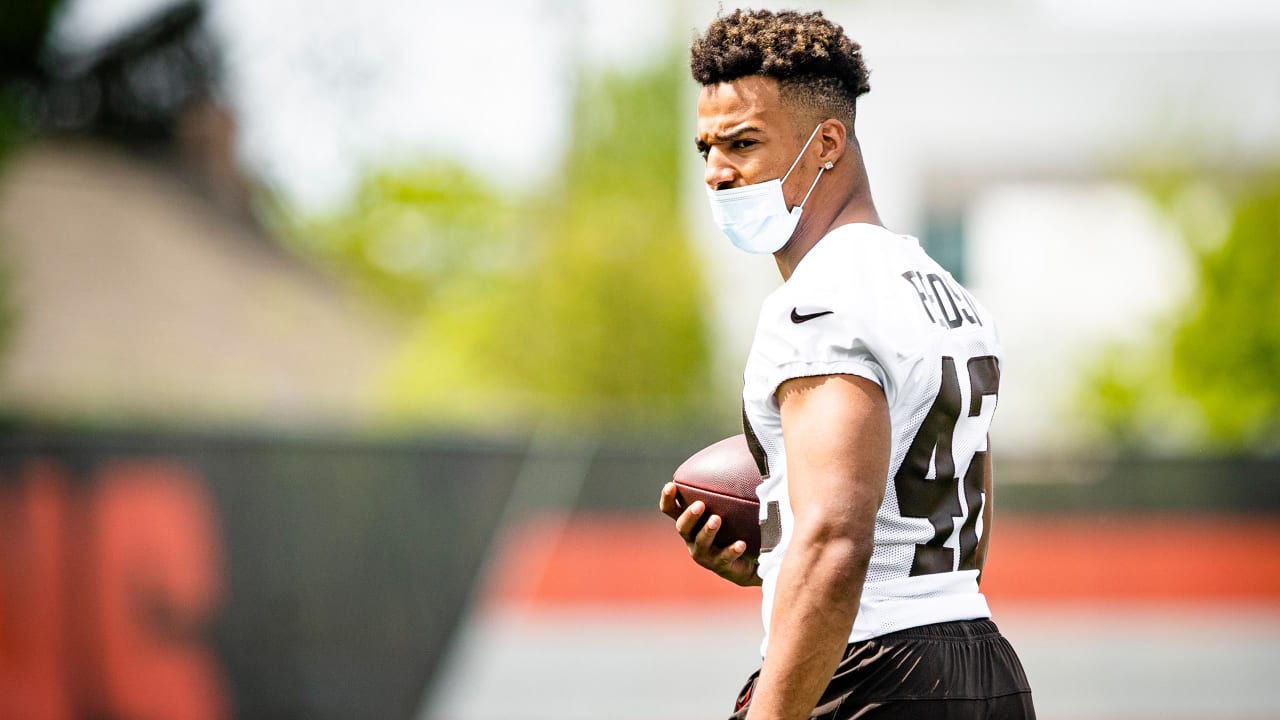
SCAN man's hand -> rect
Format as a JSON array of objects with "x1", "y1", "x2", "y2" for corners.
[{"x1": 659, "y1": 482, "x2": 762, "y2": 587}]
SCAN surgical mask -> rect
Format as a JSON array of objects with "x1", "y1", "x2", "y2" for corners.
[{"x1": 706, "y1": 124, "x2": 831, "y2": 254}]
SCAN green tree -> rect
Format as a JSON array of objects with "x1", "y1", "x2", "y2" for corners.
[
  {"x1": 288, "y1": 59, "x2": 713, "y2": 430},
  {"x1": 1081, "y1": 175, "x2": 1280, "y2": 451}
]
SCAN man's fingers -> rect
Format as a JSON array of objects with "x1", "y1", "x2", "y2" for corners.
[
  {"x1": 709, "y1": 536, "x2": 744, "y2": 567},
  {"x1": 659, "y1": 482, "x2": 684, "y2": 520},
  {"x1": 694, "y1": 535, "x2": 755, "y2": 584},
  {"x1": 661, "y1": 488, "x2": 750, "y2": 580},
  {"x1": 673, "y1": 500, "x2": 706, "y2": 541},
  {"x1": 694, "y1": 512, "x2": 722, "y2": 550},
  {"x1": 658, "y1": 482, "x2": 673, "y2": 514}
]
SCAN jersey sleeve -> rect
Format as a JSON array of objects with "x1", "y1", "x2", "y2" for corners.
[{"x1": 751, "y1": 276, "x2": 893, "y2": 403}]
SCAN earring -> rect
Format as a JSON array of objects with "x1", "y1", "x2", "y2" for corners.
[{"x1": 823, "y1": 161, "x2": 834, "y2": 170}]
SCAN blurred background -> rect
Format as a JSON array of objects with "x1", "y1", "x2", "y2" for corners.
[{"x1": 1, "y1": 0, "x2": 1278, "y2": 718}]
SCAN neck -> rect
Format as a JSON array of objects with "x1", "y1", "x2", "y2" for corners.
[{"x1": 773, "y1": 164, "x2": 881, "y2": 280}]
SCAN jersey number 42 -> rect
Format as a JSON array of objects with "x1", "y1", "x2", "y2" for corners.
[{"x1": 896, "y1": 355, "x2": 1000, "y2": 577}]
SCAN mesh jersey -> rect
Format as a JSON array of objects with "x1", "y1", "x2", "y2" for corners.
[{"x1": 742, "y1": 223, "x2": 1002, "y2": 656}]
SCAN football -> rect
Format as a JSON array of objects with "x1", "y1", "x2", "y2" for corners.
[{"x1": 672, "y1": 434, "x2": 765, "y2": 556}]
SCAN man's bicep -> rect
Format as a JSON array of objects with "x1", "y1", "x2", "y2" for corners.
[{"x1": 776, "y1": 373, "x2": 891, "y2": 530}]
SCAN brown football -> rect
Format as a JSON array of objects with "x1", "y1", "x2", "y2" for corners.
[{"x1": 672, "y1": 434, "x2": 765, "y2": 556}]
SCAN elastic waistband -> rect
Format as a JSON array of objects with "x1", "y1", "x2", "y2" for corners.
[{"x1": 875, "y1": 618, "x2": 1001, "y2": 642}]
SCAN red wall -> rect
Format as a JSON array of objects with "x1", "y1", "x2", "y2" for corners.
[{"x1": 486, "y1": 513, "x2": 1280, "y2": 611}]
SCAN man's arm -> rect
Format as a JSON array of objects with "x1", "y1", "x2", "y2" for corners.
[
  {"x1": 974, "y1": 435, "x2": 993, "y2": 583},
  {"x1": 745, "y1": 373, "x2": 889, "y2": 720}
]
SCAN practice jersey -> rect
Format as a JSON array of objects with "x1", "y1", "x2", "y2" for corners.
[{"x1": 742, "y1": 223, "x2": 1002, "y2": 656}]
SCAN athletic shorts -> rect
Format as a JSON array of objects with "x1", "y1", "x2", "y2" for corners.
[{"x1": 728, "y1": 619, "x2": 1035, "y2": 720}]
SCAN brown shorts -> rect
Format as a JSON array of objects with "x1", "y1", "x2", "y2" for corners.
[{"x1": 729, "y1": 619, "x2": 1035, "y2": 720}]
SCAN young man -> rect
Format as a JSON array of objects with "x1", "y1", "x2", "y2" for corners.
[{"x1": 659, "y1": 9, "x2": 1035, "y2": 719}]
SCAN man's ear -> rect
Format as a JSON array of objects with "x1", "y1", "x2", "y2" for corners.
[{"x1": 818, "y1": 119, "x2": 847, "y2": 165}]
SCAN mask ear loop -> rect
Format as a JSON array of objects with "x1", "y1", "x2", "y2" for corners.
[
  {"x1": 781, "y1": 124, "x2": 832, "y2": 211},
  {"x1": 795, "y1": 160, "x2": 834, "y2": 211},
  {"x1": 781, "y1": 124, "x2": 825, "y2": 185}
]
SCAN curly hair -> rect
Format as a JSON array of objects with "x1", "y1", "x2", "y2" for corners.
[{"x1": 690, "y1": 9, "x2": 871, "y2": 131}]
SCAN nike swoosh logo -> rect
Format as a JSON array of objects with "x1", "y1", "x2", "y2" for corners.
[{"x1": 790, "y1": 308, "x2": 834, "y2": 323}]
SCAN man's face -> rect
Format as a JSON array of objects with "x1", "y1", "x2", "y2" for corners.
[{"x1": 696, "y1": 76, "x2": 805, "y2": 192}]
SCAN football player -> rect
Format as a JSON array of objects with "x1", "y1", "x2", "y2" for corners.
[{"x1": 659, "y1": 9, "x2": 1036, "y2": 719}]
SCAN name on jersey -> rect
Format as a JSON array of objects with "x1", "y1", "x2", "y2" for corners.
[{"x1": 901, "y1": 270, "x2": 984, "y2": 329}]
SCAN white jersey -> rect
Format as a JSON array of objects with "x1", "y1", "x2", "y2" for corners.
[{"x1": 742, "y1": 223, "x2": 1002, "y2": 655}]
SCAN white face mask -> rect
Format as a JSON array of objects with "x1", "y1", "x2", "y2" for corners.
[{"x1": 706, "y1": 124, "x2": 830, "y2": 254}]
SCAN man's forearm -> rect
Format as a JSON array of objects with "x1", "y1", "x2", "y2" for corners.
[
  {"x1": 745, "y1": 529, "x2": 869, "y2": 720},
  {"x1": 976, "y1": 444, "x2": 993, "y2": 582}
]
